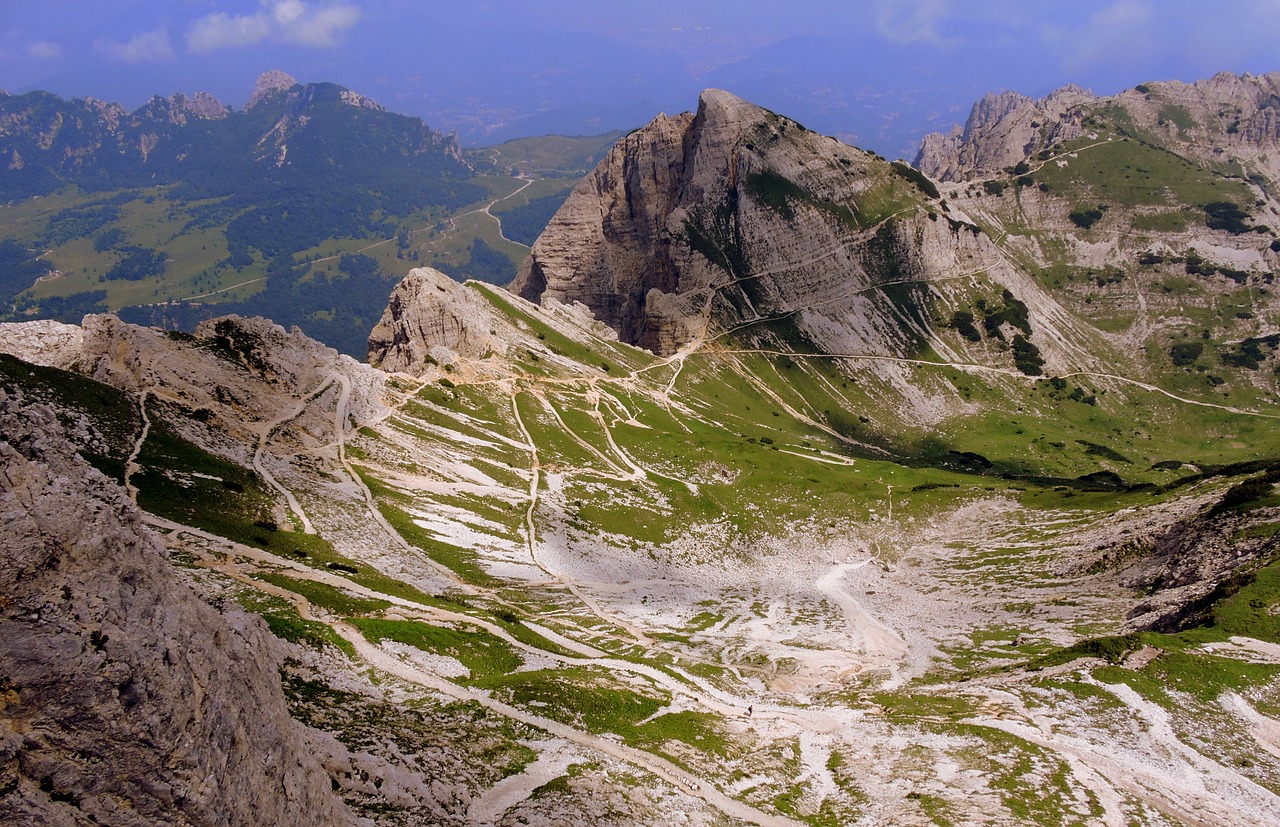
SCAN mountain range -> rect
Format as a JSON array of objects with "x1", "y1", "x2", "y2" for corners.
[
  {"x1": 2, "y1": 72, "x2": 1280, "y2": 825},
  {"x1": 0, "y1": 71, "x2": 615, "y2": 358}
]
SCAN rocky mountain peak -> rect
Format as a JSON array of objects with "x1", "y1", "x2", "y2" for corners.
[
  {"x1": 964, "y1": 90, "x2": 1035, "y2": 136},
  {"x1": 510, "y1": 88, "x2": 1031, "y2": 368},
  {"x1": 695, "y1": 87, "x2": 765, "y2": 128},
  {"x1": 917, "y1": 72, "x2": 1280, "y2": 183},
  {"x1": 179, "y1": 90, "x2": 231, "y2": 119},
  {"x1": 368, "y1": 267, "x2": 508, "y2": 373},
  {"x1": 247, "y1": 69, "x2": 300, "y2": 109}
]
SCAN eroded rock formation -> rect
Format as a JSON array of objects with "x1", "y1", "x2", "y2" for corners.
[
  {"x1": 917, "y1": 72, "x2": 1280, "y2": 184},
  {"x1": 368, "y1": 267, "x2": 508, "y2": 373}
]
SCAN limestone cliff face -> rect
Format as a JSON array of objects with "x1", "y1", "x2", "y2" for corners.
[
  {"x1": 514, "y1": 88, "x2": 950, "y2": 355},
  {"x1": 368, "y1": 267, "x2": 507, "y2": 373},
  {"x1": 915, "y1": 86, "x2": 1094, "y2": 182},
  {"x1": 917, "y1": 72, "x2": 1280, "y2": 183},
  {"x1": 511, "y1": 107, "x2": 698, "y2": 352},
  {"x1": 0, "y1": 394, "x2": 356, "y2": 826},
  {"x1": 369, "y1": 266, "x2": 626, "y2": 378},
  {"x1": 510, "y1": 89, "x2": 1099, "y2": 386}
]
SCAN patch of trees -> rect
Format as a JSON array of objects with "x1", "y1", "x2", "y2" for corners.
[
  {"x1": 948, "y1": 310, "x2": 981, "y2": 342},
  {"x1": 121, "y1": 252, "x2": 398, "y2": 358},
  {"x1": 1184, "y1": 252, "x2": 1217, "y2": 277},
  {"x1": 1169, "y1": 341, "x2": 1204, "y2": 366},
  {"x1": 977, "y1": 289, "x2": 1032, "y2": 339},
  {"x1": 1185, "y1": 252, "x2": 1251, "y2": 283},
  {"x1": 1221, "y1": 334, "x2": 1280, "y2": 370},
  {"x1": 30, "y1": 290, "x2": 108, "y2": 323},
  {"x1": 1011, "y1": 334, "x2": 1045, "y2": 375},
  {"x1": 1077, "y1": 440, "x2": 1131, "y2": 464},
  {"x1": 1044, "y1": 376, "x2": 1097, "y2": 405},
  {"x1": 104, "y1": 246, "x2": 166, "y2": 281},
  {"x1": 945, "y1": 216, "x2": 983, "y2": 235},
  {"x1": 444, "y1": 238, "x2": 518, "y2": 285},
  {"x1": 40, "y1": 202, "x2": 123, "y2": 246},
  {"x1": 1203, "y1": 201, "x2": 1251, "y2": 234},
  {"x1": 1069, "y1": 206, "x2": 1105, "y2": 229},
  {"x1": 890, "y1": 161, "x2": 940, "y2": 199},
  {"x1": 1092, "y1": 267, "x2": 1125, "y2": 287},
  {"x1": 498, "y1": 192, "x2": 571, "y2": 246},
  {"x1": 0, "y1": 240, "x2": 50, "y2": 308},
  {"x1": 94, "y1": 227, "x2": 125, "y2": 252},
  {"x1": 1208, "y1": 465, "x2": 1280, "y2": 516}
]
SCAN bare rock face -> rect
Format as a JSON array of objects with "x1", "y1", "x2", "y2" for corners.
[
  {"x1": 0, "y1": 320, "x2": 83, "y2": 370},
  {"x1": 368, "y1": 267, "x2": 509, "y2": 373},
  {"x1": 916, "y1": 86, "x2": 1094, "y2": 182},
  {"x1": 510, "y1": 88, "x2": 1089, "y2": 378},
  {"x1": 917, "y1": 72, "x2": 1280, "y2": 183},
  {"x1": 247, "y1": 70, "x2": 300, "y2": 109},
  {"x1": 0, "y1": 313, "x2": 386, "y2": 466},
  {"x1": 0, "y1": 392, "x2": 357, "y2": 826},
  {"x1": 511, "y1": 91, "x2": 745, "y2": 352}
]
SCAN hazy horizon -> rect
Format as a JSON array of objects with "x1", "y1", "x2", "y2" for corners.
[{"x1": 3, "y1": 1, "x2": 1278, "y2": 156}]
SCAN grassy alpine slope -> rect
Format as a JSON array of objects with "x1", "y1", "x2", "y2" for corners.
[{"x1": 11, "y1": 266, "x2": 1278, "y2": 824}]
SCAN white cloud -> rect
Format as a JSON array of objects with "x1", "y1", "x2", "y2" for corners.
[
  {"x1": 1044, "y1": 0, "x2": 1157, "y2": 74},
  {"x1": 186, "y1": 1, "x2": 361, "y2": 53},
  {"x1": 874, "y1": 0, "x2": 953, "y2": 46},
  {"x1": 26, "y1": 40, "x2": 61, "y2": 59},
  {"x1": 187, "y1": 12, "x2": 273, "y2": 51},
  {"x1": 95, "y1": 27, "x2": 175, "y2": 63}
]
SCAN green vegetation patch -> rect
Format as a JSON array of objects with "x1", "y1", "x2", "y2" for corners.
[
  {"x1": 1131, "y1": 210, "x2": 1191, "y2": 232},
  {"x1": 234, "y1": 589, "x2": 355, "y2": 656},
  {"x1": 283, "y1": 673, "x2": 537, "y2": 798},
  {"x1": 1033, "y1": 139, "x2": 1251, "y2": 208},
  {"x1": 0, "y1": 352, "x2": 141, "y2": 480},
  {"x1": 367, "y1": 486, "x2": 502, "y2": 587},
  {"x1": 744, "y1": 171, "x2": 861, "y2": 231},
  {"x1": 256, "y1": 572, "x2": 392, "y2": 616},
  {"x1": 949, "y1": 724, "x2": 1097, "y2": 826},
  {"x1": 473, "y1": 667, "x2": 731, "y2": 760},
  {"x1": 133, "y1": 416, "x2": 279, "y2": 543},
  {"x1": 351, "y1": 617, "x2": 522, "y2": 680},
  {"x1": 1031, "y1": 633, "x2": 1143, "y2": 668},
  {"x1": 890, "y1": 161, "x2": 940, "y2": 199}
]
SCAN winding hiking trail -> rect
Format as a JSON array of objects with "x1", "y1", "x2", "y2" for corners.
[
  {"x1": 122, "y1": 389, "x2": 152, "y2": 503},
  {"x1": 334, "y1": 622, "x2": 807, "y2": 827},
  {"x1": 146, "y1": 344, "x2": 1280, "y2": 825},
  {"x1": 252, "y1": 376, "x2": 334, "y2": 534},
  {"x1": 509, "y1": 390, "x2": 655, "y2": 645}
]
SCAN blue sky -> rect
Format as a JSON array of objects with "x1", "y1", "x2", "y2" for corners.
[{"x1": 3, "y1": 1, "x2": 1278, "y2": 155}]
